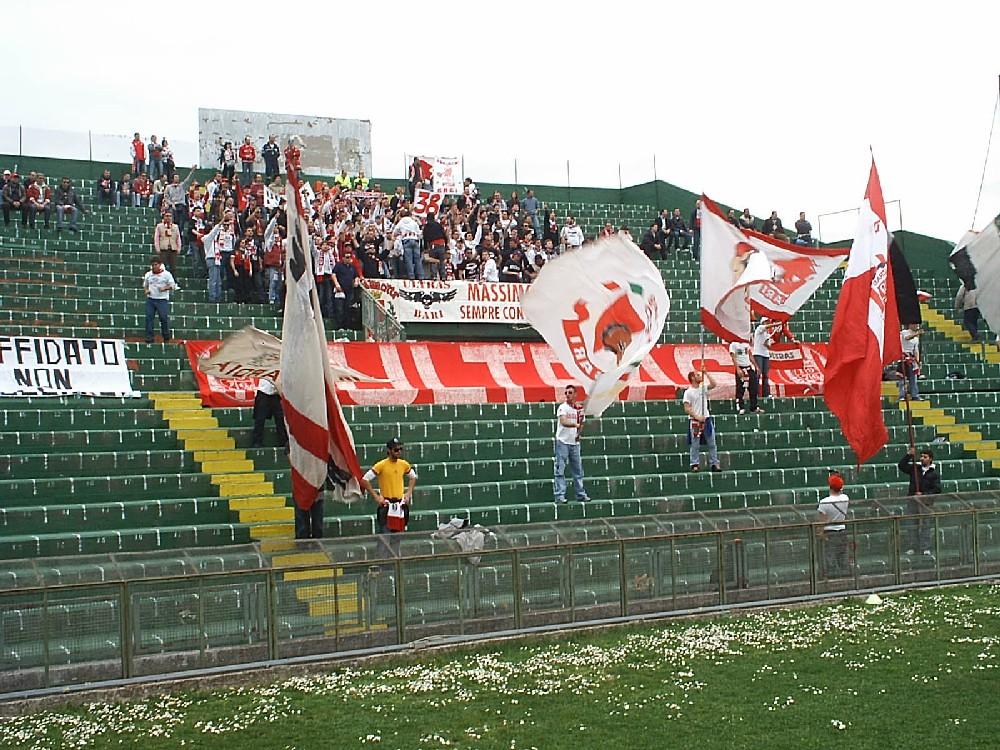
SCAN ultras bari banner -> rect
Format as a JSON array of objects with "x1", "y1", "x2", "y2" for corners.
[
  {"x1": 362, "y1": 279, "x2": 529, "y2": 323},
  {"x1": 185, "y1": 340, "x2": 829, "y2": 407},
  {"x1": 0, "y1": 336, "x2": 136, "y2": 396}
]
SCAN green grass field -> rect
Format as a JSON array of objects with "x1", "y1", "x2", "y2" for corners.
[{"x1": 2, "y1": 583, "x2": 998, "y2": 750}]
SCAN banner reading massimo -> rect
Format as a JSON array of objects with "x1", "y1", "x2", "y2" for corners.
[
  {"x1": 0, "y1": 335, "x2": 136, "y2": 396},
  {"x1": 362, "y1": 279, "x2": 529, "y2": 323}
]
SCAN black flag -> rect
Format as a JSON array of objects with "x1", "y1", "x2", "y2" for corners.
[{"x1": 889, "y1": 237, "x2": 921, "y2": 326}]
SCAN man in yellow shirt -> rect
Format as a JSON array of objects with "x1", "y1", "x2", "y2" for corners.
[{"x1": 361, "y1": 437, "x2": 418, "y2": 534}]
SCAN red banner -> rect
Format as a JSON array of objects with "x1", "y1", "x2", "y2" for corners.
[{"x1": 185, "y1": 341, "x2": 829, "y2": 408}]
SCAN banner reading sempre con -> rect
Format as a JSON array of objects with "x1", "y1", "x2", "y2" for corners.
[
  {"x1": 0, "y1": 335, "x2": 136, "y2": 396},
  {"x1": 362, "y1": 279, "x2": 529, "y2": 323}
]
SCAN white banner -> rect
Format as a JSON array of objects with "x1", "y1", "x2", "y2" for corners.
[
  {"x1": 0, "y1": 336, "x2": 137, "y2": 396},
  {"x1": 408, "y1": 155, "x2": 462, "y2": 195},
  {"x1": 362, "y1": 279, "x2": 528, "y2": 323},
  {"x1": 412, "y1": 188, "x2": 447, "y2": 219}
]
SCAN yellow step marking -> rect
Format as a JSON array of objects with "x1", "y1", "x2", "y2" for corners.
[
  {"x1": 308, "y1": 599, "x2": 361, "y2": 617},
  {"x1": 250, "y1": 523, "x2": 295, "y2": 539},
  {"x1": 201, "y1": 459, "x2": 256, "y2": 474},
  {"x1": 324, "y1": 623, "x2": 387, "y2": 637},
  {"x1": 228, "y1": 496, "x2": 287, "y2": 511},
  {"x1": 217, "y1": 481, "x2": 274, "y2": 497},
  {"x1": 294, "y1": 581, "x2": 356, "y2": 601},
  {"x1": 259, "y1": 538, "x2": 297, "y2": 553},
  {"x1": 211, "y1": 472, "x2": 267, "y2": 484},
  {"x1": 239, "y1": 507, "x2": 294, "y2": 523},
  {"x1": 194, "y1": 449, "x2": 248, "y2": 462},
  {"x1": 273, "y1": 552, "x2": 331, "y2": 568}
]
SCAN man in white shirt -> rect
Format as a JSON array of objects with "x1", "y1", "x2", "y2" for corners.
[
  {"x1": 143, "y1": 256, "x2": 177, "y2": 343},
  {"x1": 729, "y1": 339, "x2": 761, "y2": 414},
  {"x1": 817, "y1": 473, "x2": 850, "y2": 578},
  {"x1": 392, "y1": 209, "x2": 424, "y2": 280},
  {"x1": 252, "y1": 377, "x2": 288, "y2": 449},
  {"x1": 683, "y1": 370, "x2": 721, "y2": 471},
  {"x1": 560, "y1": 215, "x2": 585, "y2": 252},
  {"x1": 554, "y1": 384, "x2": 590, "y2": 503},
  {"x1": 897, "y1": 324, "x2": 922, "y2": 401}
]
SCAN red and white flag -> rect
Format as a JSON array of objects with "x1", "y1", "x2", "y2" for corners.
[
  {"x1": 748, "y1": 234, "x2": 847, "y2": 321},
  {"x1": 823, "y1": 159, "x2": 902, "y2": 464},
  {"x1": 700, "y1": 196, "x2": 775, "y2": 341},
  {"x1": 280, "y1": 146, "x2": 363, "y2": 510}
]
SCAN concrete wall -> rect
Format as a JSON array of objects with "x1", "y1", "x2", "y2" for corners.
[{"x1": 197, "y1": 109, "x2": 372, "y2": 177}]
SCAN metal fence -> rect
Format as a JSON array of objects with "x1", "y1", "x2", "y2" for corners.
[
  {"x1": 360, "y1": 287, "x2": 406, "y2": 342},
  {"x1": 2, "y1": 495, "x2": 999, "y2": 698}
]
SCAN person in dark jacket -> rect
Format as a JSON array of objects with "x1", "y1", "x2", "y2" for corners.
[
  {"x1": 422, "y1": 211, "x2": 448, "y2": 280},
  {"x1": 52, "y1": 177, "x2": 85, "y2": 232},
  {"x1": 761, "y1": 211, "x2": 784, "y2": 237},
  {"x1": 1, "y1": 173, "x2": 27, "y2": 226},
  {"x1": 898, "y1": 447, "x2": 942, "y2": 555}
]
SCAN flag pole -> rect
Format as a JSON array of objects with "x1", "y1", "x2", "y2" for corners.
[{"x1": 902, "y1": 366, "x2": 919, "y2": 490}]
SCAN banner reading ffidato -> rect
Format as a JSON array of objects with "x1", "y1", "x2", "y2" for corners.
[
  {"x1": 362, "y1": 278, "x2": 529, "y2": 323},
  {"x1": 186, "y1": 339, "x2": 829, "y2": 408},
  {"x1": 0, "y1": 336, "x2": 136, "y2": 396}
]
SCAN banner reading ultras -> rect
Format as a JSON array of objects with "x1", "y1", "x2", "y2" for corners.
[
  {"x1": 362, "y1": 279, "x2": 528, "y2": 323},
  {"x1": 0, "y1": 335, "x2": 136, "y2": 396}
]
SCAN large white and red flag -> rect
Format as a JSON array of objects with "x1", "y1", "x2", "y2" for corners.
[
  {"x1": 521, "y1": 235, "x2": 670, "y2": 416},
  {"x1": 823, "y1": 159, "x2": 902, "y2": 464},
  {"x1": 280, "y1": 144, "x2": 363, "y2": 509},
  {"x1": 699, "y1": 196, "x2": 775, "y2": 341},
  {"x1": 700, "y1": 196, "x2": 848, "y2": 341}
]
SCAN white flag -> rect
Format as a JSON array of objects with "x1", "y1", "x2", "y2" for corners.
[
  {"x1": 951, "y1": 216, "x2": 1000, "y2": 333},
  {"x1": 700, "y1": 196, "x2": 774, "y2": 341},
  {"x1": 521, "y1": 236, "x2": 669, "y2": 416}
]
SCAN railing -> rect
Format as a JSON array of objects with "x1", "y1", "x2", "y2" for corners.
[
  {"x1": 360, "y1": 287, "x2": 406, "y2": 342},
  {"x1": 1, "y1": 500, "x2": 998, "y2": 699}
]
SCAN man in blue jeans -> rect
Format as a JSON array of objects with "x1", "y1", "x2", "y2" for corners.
[
  {"x1": 554, "y1": 384, "x2": 590, "y2": 503},
  {"x1": 143, "y1": 256, "x2": 177, "y2": 343}
]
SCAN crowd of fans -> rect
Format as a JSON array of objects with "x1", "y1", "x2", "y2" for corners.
[{"x1": 1, "y1": 133, "x2": 818, "y2": 332}]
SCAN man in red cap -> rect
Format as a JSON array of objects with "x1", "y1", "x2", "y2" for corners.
[{"x1": 817, "y1": 472, "x2": 850, "y2": 578}]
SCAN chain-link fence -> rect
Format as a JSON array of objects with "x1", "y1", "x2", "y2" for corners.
[{"x1": 2, "y1": 495, "x2": 1000, "y2": 697}]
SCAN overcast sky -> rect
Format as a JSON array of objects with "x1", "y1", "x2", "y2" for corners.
[{"x1": 5, "y1": 1, "x2": 999, "y2": 243}]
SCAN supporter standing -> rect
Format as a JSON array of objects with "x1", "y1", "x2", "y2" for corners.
[
  {"x1": 553, "y1": 384, "x2": 589, "y2": 503},
  {"x1": 729, "y1": 337, "x2": 761, "y2": 414},
  {"x1": 163, "y1": 169, "x2": 196, "y2": 235},
  {"x1": 683, "y1": 370, "x2": 721, "y2": 472},
  {"x1": 143, "y1": 256, "x2": 176, "y2": 343},
  {"x1": 361, "y1": 438, "x2": 418, "y2": 536},
  {"x1": 817, "y1": 473, "x2": 850, "y2": 577},
  {"x1": 458, "y1": 245, "x2": 480, "y2": 280},
  {"x1": 201, "y1": 213, "x2": 237, "y2": 303},
  {"x1": 153, "y1": 211, "x2": 182, "y2": 275},
  {"x1": 251, "y1": 377, "x2": 288, "y2": 449},
  {"x1": 899, "y1": 447, "x2": 941, "y2": 556},
  {"x1": 219, "y1": 141, "x2": 237, "y2": 182},
  {"x1": 262, "y1": 135, "x2": 280, "y2": 181},
  {"x1": 238, "y1": 136, "x2": 256, "y2": 186},
  {"x1": 332, "y1": 248, "x2": 361, "y2": 330},
  {"x1": 955, "y1": 283, "x2": 980, "y2": 341},
  {"x1": 147, "y1": 135, "x2": 162, "y2": 180},
  {"x1": 560, "y1": 215, "x2": 584, "y2": 252},
  {"x1": 752, "y1": 317, "x2": 796, "y2": 400},
  {"x1": 897, "y1": 324, "x2": 922, "y2": 401},
  {"x1": 130, "y1": 133, "x2": 145, "y2": 176},
  {"x1": 393, "y1": 209, "x2": 423, "y2": 280},
  {"x1": 522, "y1": 188, "x2": 540, "y2": 236},
  {"x1": 543, "y1": 210, "x2": 561, "y2": 251},
  {"x1": 422, "y1": 210, "x2": 448, "y2": 280}
]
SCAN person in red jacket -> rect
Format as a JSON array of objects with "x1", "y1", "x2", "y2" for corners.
[
  {"x1": 238, "y1": 136, "x2": 257, "y2": 187},
  {"x1": 130, "y1": 133, "x2": 145, "y2": 176}
]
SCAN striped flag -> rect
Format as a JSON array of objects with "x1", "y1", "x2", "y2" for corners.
[
  {"x1": 823, "y1": 159, "x2": 902, "y2": 464},
  {"x1": 279, "y1": 145, "x2": 363, "y2": 509}
]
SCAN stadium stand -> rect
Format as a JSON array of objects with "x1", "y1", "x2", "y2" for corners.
[{"x1": 2, "y1": 161, "x2": 1000, "y2": 694}]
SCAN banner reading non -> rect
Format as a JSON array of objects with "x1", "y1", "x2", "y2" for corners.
[{"x1": 0, "y1": 336, "x2": 136, "y2": 396}]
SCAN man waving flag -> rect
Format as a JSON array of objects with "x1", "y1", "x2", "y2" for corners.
[
  {"x1": 823, "y1": 159, "x2": 902, "y2": 463},
  {"x1": 279, "y1": 139, "x2": 363, "y2": 522}
]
